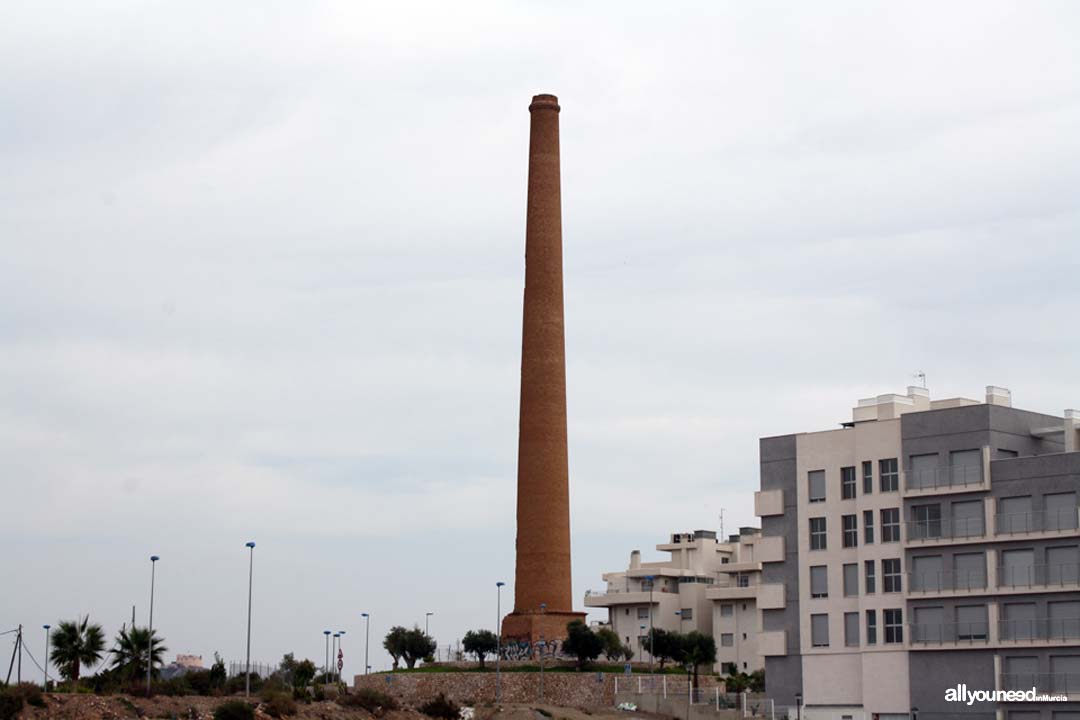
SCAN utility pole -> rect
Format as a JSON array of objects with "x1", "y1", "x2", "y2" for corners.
[{"x1": 4, "y1": 625, "x2": 24, "y2": 685}]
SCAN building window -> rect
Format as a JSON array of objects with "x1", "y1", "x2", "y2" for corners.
[
  {"x1": 810, "y1": 565, "x2": 828, "y2": 598},
  {"x1": 844, "y1": 612, "x2": 859, "y2": 647},
  {"x1": 883, "y1": 558, "x2": 902, "y2": 593},
  {"x1": 864, "y1": 510, "x2": 874, "y2": 544},
  {"x1": 637, "y1": 607, "x2": 649, "y2": 619},
  {"x1": 680, "y1": 608, "x2": 693, "y2": 620},
  {"x1": 737, "y1": 574, "x2": 750, "y2": 588},
  {"x1": 841, "y1": 466, "x2": 856, "y2": 499},
  {"x1": 866, "y1": 610, "x2": 877, "y2": 645},
  {"x1": 862, "y1": 460, "x2": 873, "y2": 494},
  {"x1": 879, "y1": 458, "x2": 899, "y2": 492},
  {"x1": 865, "y1": 560, "x2": 876, "y2": 594},
  {"x1": 810, "y1": 517, "x2": 827, "y2": 550},
  {"x1": 842, "y1": 514, "x2": 858, "y2": 547},
  {"x1": 720, "y1": 633, "x2": 734, "y2": 647},
  {"x1": 843, "y1": 563, "x2": 858, "y2": 597},
  {"x1": 811, "y1": 614, "x2": 829, "y2": 647},
  {"x1": 881, "y1": 508, "x2": 901, "y2": 542},
  {"x1": 911, "y1": 503, "x2": 943, "y2": 539},
  {"x1": 720, "y1": 604, "x2": 733, "y2": 617},
  {"x1": 809, "y1": 470, "x2": 826, "y2": 503},
  {"x1": 884, "y1": 609, "x2": 903, "y2": 643}
]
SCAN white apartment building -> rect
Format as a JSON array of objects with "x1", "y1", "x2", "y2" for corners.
[{"x1": 584, "y1": 528, "x2": 764, "y2": 674}]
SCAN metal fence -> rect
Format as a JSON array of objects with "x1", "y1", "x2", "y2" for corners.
[
  {"x1": 612, "y1": 676, "x2": 775, "y2": 718},
  {"x1": 227, "y1": 661, "x2": 278, "y2": 678}
]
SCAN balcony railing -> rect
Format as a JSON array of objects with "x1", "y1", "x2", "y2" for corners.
[
  {"x1": 1001, "y1": 672, "x2": 1080, "y2": 693},
  {"x1": 906, "y1": 515, "x2": 986, "y2": 541},
  {"x1": 908, "y1": 568, "x2": 987, "y2": 593},
  {"x1": 905, "y1": 463, "x2": 983, "y2": 491},
  {"x1": 909, "y1": 620, "x2": 990, "y2": 644},
  {"x1": 584, "y1": 585, "x2": 676, "y2": 598},
  {"x1": 999, "y1": 617, "x2": 1080, "y2": 641},
  {"x1": 712, "y1": 574, "x2": 760, "y2": 588},
  {"x1": 996, "y1": 507, "x2": 1080, "y2": 535},
  {"x1": 997, "y1": 562, "x2": 1080, "y2": 588}
]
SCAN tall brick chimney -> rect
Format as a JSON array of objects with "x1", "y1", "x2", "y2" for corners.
[{"x1": 501, "y1": 94, "x2": 585, "y2": 643}]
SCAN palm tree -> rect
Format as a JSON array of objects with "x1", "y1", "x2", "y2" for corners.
[
  {"x1": 111, "y1": 626, "x2": 167, "y2": 681},
  {"x1": 50, "y1": 616, "x2": 107, "y2": 683}
]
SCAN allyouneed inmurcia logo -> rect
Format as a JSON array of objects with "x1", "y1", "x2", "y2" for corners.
[{"x1": 945, "y1": 685, "x2": 1068, "y2": 705}]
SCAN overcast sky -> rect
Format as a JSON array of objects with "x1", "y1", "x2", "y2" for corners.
[{"x1": 3, "y1": 1, "x2": 1080, "y2": 677}]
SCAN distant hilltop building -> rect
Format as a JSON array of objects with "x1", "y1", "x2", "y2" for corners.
[
  {"x1": 174, "y1": 654, "x2": 203, "y2": 669},
  {"x1": 755, "y1": 385, "x2": 1080, "y2": 719}
]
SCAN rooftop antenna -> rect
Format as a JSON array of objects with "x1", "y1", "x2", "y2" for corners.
[
  {"x1": 914, "y1": 371, "x2": 927, "y2": 390},
  {"x1": 718, "y1": 508, "x2": 725, "y2": 539}
]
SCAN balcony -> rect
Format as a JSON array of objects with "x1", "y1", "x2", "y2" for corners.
[
  {"x1": 755, "y1": 489, "x2": 784, "y2": 517},
  {"x1": 756, "y1": 535, "x2": 785, "y2": 563},
  {"x1": 995, "y1": 508, "x2": 1080, "y2": 536},
  {"x1": 583, "y1": 584, "x2": 677, "y2": 607},
  {"x1": 999, "y1": 617, "x2": 1080, "y2": 643},
  {"x1": 997, "y1": 562, "x2": 1080, "y2": 589},
  {"x1": 706, "y1": 574, "x2": 759, "y2": 601},
  {"x1": 756, "y1": 583, "x2": 786, "y2": 610},
  {"x1": 758, "y1": 630, "x2": 787, "y2": 656},
  {"x1": 909, "y1": 621, "x2": 990, "y2": 646},
  {"x1": 908, "y1": 568, "x2": 987, "y2": 594},
  {"x1": 1001, "y1": 672, "x2": 1080, "y2": 695},
  {"x1": 905, "y1": 516, "x2": 986, "y2": 543},
  {"x1": 903, "y1": 462, "x2": 985, "y2": 494}
]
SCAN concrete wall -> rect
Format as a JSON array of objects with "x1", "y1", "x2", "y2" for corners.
[{"x1": 760, "y1": 433, "x2": 801, "y2": 706}]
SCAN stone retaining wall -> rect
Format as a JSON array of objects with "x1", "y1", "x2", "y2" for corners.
[{"x1": 353, "y1": 672, "x2": 724, "y2": 709}]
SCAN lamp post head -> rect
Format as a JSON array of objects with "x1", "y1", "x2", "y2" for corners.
[
  {"x1": 361, "y1": 613, "x2": 369, "y2": 618},
  {"x1": 150, "y1": 555, "x2": 160, "y2": 562},
  {"x1": 540, "y1": 603, "x2": 547, "y2": 612},
  {"x1": 245, "y1": 541, "x2": 256, "y2": 549},
  {"x1": 334, "y1": 633, "x2": 340, "y2": 638},
  {"x1": 339, "y1": 630, "x2": 346, "y2": 635},
  {"x1": 324, "y1": 630, "x2": 331, "y2": 636},
  {"x1": 43, "y1": 624, "x2": 50, "y2": 630},
  {"x1": 496, "y1": 581, "x2": 505, "y2": 587}
]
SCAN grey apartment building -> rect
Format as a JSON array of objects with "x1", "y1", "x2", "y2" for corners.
[{"x1": 754, "y1": 385, "x2": 1080, "y2": 720}]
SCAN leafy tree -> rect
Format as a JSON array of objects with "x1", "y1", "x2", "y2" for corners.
[
  {"x1": 595, "y1": 627, "x2": 625, "y2": 662},
  {"x1": 621, "y1": 645, "x2": 636, "y2": 662},
  {"x1": 640, "y1": 628, "x2": 680, "y2": 670},
  {"x1": 278, "y1": 653, "x2": 297, "y2": 686},
  {"x1": 49, "y1": 616, "x2": 107, "y2": 683},
  {"x1": 681, "y1": 631, "x2": 716, "y2": 688},
  {"x1": 292, "y1": 659, "x2": 316, "y2": 690},
  {"x1": 111, "y1": 626, "x2": 167, "y2": 681},
  {"x1": 462, "y1": 630, "x2": 498, "y2": 669},
  {"x1": 748, "y1": 669, "x2": 765, "y2": 693},
  {"x1": 561, "y1": 620, "x2": 603, "y2": 669},
  {"x1": 383, "y1": 627, "x2": 408, "y2": 670},
  {"x1": 209, "y1": 653, "x2": 227, "y2": 690},
  {"x1": 401, "y1": 627, "x2": 436, "y2": 669}
]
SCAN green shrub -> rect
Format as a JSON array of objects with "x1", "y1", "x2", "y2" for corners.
[
  {"x1": 0, "y1": 693, "x2": 24, "y2": 720},
  {"x1": 291, "y1": 687, "x2": 311, "y2": 703},
  {"x1": 4, "y1": 683, "x2": 44, "y2": 708},
  {"x1": 225, "y1": 673, "x2": 261, "y2": 696},
  {"x1": 419, "y1": 693, "x2": 460, "y2": 720},
  {"x1": 337, "y1": 687, "x2": 400, "y2": 713},
  {"x1": 156, "y1": 676, "x2": 193, "y2": 696},
  {"x1": 262, "y1": 691, "x2": 297, "y2": 718},
  {"x1": 213, "y1": 700, "x2": 255, "y2": 720}
]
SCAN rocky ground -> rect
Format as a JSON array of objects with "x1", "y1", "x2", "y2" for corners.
[{"x1": 13, "y1": 696, "x2": 657, "y2": 720}]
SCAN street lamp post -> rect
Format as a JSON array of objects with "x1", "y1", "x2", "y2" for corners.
[
  {"x1": 538, "y1": 636, "x2": 546, "y2": 703},
  {"x1": 496, "y1": 582, "x2": 505, "y2": 703},
  {"x1": 244, "y1": 542, "x2": 256, "y2": 698},
  {"x1": 795, "y1": 692, "x2": 803, "y2": 720},
  {"x1": 644, "y1": 575, "x2": 655, "y2": 677},
  {"x1": 323, "y1": 631, "x2": 331, "y2": 683},
  {"x1": 147, "y1": 555, "x2": 160, "y2": 696},
  {"x1": 361, "y1": 614, "x2": 370, "y2": 676},
  {"x1": 425, "y1": 612, "x2": 433, "y2": 637},
  {"x1": 42, "y1": 625, "x2": 50, "y2": 690},
  {"x1": 333, "y1": 634, "x2": 340, "y2": 684},
  {"x1": 638, "y1": 625, "x2": 646, "y2": 662}
]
